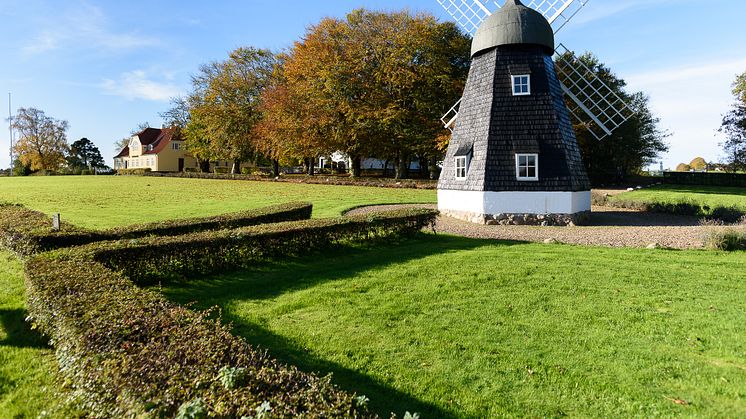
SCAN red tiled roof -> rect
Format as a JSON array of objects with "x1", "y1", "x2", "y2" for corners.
[
  {"x1": 114, "y1": 145, "x2": 129, "y2": 158},
  {"x1": 114, "y1": 127, "x2": 183, "y2": 158}
]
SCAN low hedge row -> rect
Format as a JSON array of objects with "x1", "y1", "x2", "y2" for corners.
[
  {"x1": 89, "y1": 209, "x2": 438, "y2": 286},
  {"x1": 595, "y1": 195, "x2": 746, "y2": 223},
  {"x1": 0, "y1": 202, "x2": 313, "y2": 256},
  {"x1": 144, "y1": 171, "x2": 438, "y2": 190},
  {"x1": 22, "y1": 208, "x2": 438, "y2": 417}
]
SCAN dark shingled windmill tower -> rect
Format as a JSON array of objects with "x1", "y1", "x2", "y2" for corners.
[{"x1": 438, "y1": 0, "x2": 592, "y2": 225}]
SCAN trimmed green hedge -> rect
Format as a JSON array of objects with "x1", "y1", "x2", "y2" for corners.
[
  {"x1": 21, "y1": 208, "x2": 438, "y2": 417},
  {"x1": 0, "y1": 202, "x2": 313, "y2": 256}
]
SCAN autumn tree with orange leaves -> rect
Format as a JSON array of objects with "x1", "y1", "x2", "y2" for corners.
[{"x1": 276, "y1": 9, "x2": 470, "y2": 178}]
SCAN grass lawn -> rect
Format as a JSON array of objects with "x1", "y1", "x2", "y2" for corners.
[
  {"x1": 162, "y1": 235, "x2": 746, "y2": 418},
  {"x1": 0, "y1": 251, "x2": 72, "y2": 417},
  {"x1": 609, "y1": 184, "x2": 746, "y2": 211},
  {"x1": 0, "y1": 176, "x2": 436, "y2": 230}
]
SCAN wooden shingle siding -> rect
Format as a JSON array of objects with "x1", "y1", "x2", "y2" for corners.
[{"x1": 439, "y1": 44, "x2": 590, "y2": 193}]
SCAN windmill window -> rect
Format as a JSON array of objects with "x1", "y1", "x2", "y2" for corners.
[
  {"x1": 455, "y1": 156, "x2": 467, "y2": 179},
  {"x1": 516, "y1": 154, "x2": 538, "y2": 181},
  {"x1": 512, "y1": 75, "x2": 531, "y2": 96}
]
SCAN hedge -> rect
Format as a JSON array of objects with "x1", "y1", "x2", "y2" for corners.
[
  {"x1": 663, "y1": 171, "x2": 746, "y2": 187},
  {"x1": 87, "y1": 209, "x2": 438, "y2": 286},
  {"x1": 144, "y1": 171, "x2": 438, "y2": 190},
  {"x1": 21, "y1": 208, "x2": 438, "y2": 417},
  {"x1": 0, "y1": 202, "x2": 312, "y2": 256}
]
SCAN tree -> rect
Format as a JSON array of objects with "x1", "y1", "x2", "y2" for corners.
[
  {"x1": 689, "y1": 157, "x2": 707, "y2": 171},
  {"x1": 676, "y1": 163, "x2": 691, "y2": 172},
  {"x1": 190, "y1": 47, "x2": 277, "y2": 174},
  {"x1": 733, "y1": 70, "x2": 746, "y2": 105},
  {"x1": 281, "y1": 9, "x2": 470, "y2": 178},
  {"x1": 68, "y1": 138, "x2": 106, "y2": 171},
  {"x1": 11, "y1": 107, "x2": 69, "y2": 172},
  {"x1": 719, "y1": 71, "x2": 746, "y2": 171},
  {"x1": 558, "y1": 53, "x2": 669, "y2": 183}
]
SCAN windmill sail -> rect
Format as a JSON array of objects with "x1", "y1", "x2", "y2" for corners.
[
  {"x1": 437, "y1": 0, "x2": 634, "y2": 140},
  {"x1": 554, "y1": 44, "x2": 634, "y2": 140}
]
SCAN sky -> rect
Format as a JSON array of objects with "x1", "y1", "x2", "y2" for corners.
[{"x1": 1, "y1": 0, "x2": 745, "y2": 171}]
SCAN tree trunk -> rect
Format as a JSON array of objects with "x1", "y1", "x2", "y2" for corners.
[
  {"x1": 429, "y1": 157, "x2": 439, "y2": 180},
  {"x1": 419, "y1": 157, "x2": 429, "y2": 179},
  {"x1": 350, "y1": 156, "x2": 361, "y2": 178},
  {"x1": 395, "y1": 153, "x2": 409, "y2": 179},
  {"x1": 307, "y1": 158, "x2": 315, "y2": 176},
  {"x1": 199, "y1": 160, "x2": 210, "y2": 173},
  {"x1": 232, "y1": 160, "x2": 241, "y2": 174},
  {"x1": 272, "y1": 159, "x2": 280, "y2": 177}
]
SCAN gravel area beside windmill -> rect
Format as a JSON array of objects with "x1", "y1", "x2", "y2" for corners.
[{"x1": 346, "y1": 204, "x2": 745, "y2": 249}]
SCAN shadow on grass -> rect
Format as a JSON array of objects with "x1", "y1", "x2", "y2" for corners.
[
  {"x1": 0, "y1": 308, "x2": 49, "y2": 349},
  {"x1": 161, "y1": 234, "x2": 518, "y2": 417}
]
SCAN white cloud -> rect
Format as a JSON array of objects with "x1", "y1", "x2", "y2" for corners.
[
  {"x1": 100, "y1": 71, "x2": 181, "y2": 102},
  {"x1": 624, "y1": 57, "x2": 746, "y2": 168},
  {"x1": 22, "y1": 4, "x2": 159, "y2": 55}
]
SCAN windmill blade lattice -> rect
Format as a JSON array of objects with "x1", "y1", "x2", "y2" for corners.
[
  {"x1": 437, "y1": 0, "x2": 588, "y2": 36},
  {"x1": 554, "y1": 44, "x2": 634, "y2": 140},
  {"x1": 436, "y1": 0, "x2": 494, "y2": 37}
]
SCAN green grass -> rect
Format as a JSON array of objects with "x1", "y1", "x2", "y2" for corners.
[
  {"x1": 0, "y1": 251, "x2": 72, "y2": 417},
  {"x1": 0, "y1": 176, "x2": 436, "y2": 229},
  {"x1": 161, "y1": 236, "x2": 746, "y2": 418},
  {"x1": 610, "y1": 184, "x2": 746, "y2": 212}
]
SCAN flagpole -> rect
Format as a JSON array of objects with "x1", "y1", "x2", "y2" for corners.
[{"x1": 8, "y1": 93, "x2": 12, "y2": 176}]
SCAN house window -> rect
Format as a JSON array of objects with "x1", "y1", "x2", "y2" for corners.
[
  {"x1": 512, "y1": 75, "x2": 531, "y2": 96},
  {"x1": 172, "y1": 142, "x2": 181, "y2": 150},
  {"x1": 516, "y1": 154, "x2": 538, "y2": 181},
  {"x1": 455, "y1": 156, "x2": 467, "y2": 179}
]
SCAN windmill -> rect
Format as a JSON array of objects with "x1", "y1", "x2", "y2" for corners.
[
  {"x1": 436, "y1": 0, "x2": 628, "y2": 225},
  {"x1": 437, "y1": 0, "x2": 633, "y2": 140}
]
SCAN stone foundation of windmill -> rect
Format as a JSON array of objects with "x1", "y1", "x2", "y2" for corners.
[{"x1": 437, "y1": 0, "x2": 591, "y2": 226}]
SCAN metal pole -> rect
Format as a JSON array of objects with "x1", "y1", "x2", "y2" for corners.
[{"x1": 8, "y1": 92, "x2": 12, "y2": 176}]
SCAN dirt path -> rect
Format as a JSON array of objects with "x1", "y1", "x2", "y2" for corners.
[{"x1": 346, "y1": 204, "x2": 745, "y2": 249}]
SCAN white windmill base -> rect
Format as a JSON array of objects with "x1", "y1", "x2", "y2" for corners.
[{"x1": 438, "y1": 189, "x2": 591, "y2": 226}]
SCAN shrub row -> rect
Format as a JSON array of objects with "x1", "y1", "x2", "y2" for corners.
[
  {"x1": 603, "y1": 197, "x2": 746, "y2": 224},
  {"x1": 144, "y1": 171, "x2": 438, "y2": 190},
  {"x1": 0, "y1": 202, "x2": 313, "y2": 256},
  {"x1": 22, "y1": 208, "x2": 438, "y2": 417},
  {"x1": 89, "y1": 209, "x2": 438, "y2": 286}
]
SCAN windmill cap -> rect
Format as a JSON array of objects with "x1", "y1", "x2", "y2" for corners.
[{"x1": 471, "y1": 0, "x2": 555, "y2": 57}]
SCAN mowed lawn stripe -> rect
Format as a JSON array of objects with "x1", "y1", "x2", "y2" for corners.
[
  {"x1": 0, "y1": 176, "x2": 436, "y2": 229},
  {"x1": 161, "y1": 236, "x2": 746, "y2": 417}
]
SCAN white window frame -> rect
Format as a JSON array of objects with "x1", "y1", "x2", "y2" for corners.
[
  {"x1": 172, "y1": 142, "x2": 181, "y2": 150},
  {"x1": 515, "y1": 153, "x2": 539, "y2": 181},
  {"x1": 455, "y1": 156, "x2": 467, "y2": 179},
  {"x1": 512, "y1": 74, "x2": 531, "y2": 96}
]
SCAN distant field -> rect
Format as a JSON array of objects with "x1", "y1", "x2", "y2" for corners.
[
  {"x1": 162, "y1": 236, "x2": 746, "y2": 418},
  {"x1": 0, "y1": 176, "x2": 436, "y2": 229},
  {"x1": 609, "y1": 185, "x2": 746, "y2": 212}
]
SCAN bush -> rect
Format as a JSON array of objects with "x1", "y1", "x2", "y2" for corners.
[
  {"x1": 0, "y1": 202, "x2": 313, "y2": 256},
  {"x1": 606, "y1": 198, "x2": 746, "y2": 223},
  {"x1": 117, "y1": 168, "x2": 152, "y2": 175},
  {"x1": 89, "y1": 209, "x2": 438, "y2": 285},
  {"x1": 704, "y1": 229, "x2": 746, "y2": 251},
  {"x1": 20, "y1": 207, "x2": 437, "y2": 417}
]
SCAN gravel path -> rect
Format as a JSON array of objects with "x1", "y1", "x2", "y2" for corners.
[{"x1": 345, "y1": 204, "x2": 745, "y2": 249}]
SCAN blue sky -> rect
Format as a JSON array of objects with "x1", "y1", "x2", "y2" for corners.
[{"x1": 1, "y1": 0, "x2": 745, "y2": 170}]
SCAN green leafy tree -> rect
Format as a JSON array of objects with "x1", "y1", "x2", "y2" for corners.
[
  {"x1": 558, "y1": 53, "x2": 669, "y2": 183},
  {"x1": 67, "y1": 138, "x2": 106, "y2": 171},
  {"x1": 190, "y1": 47, "x2": 277, "y2": 174},
  {"x1": 11, "y1": 107, "x2": 69, "y2": 173},
  {"x1": 719, "y1": 71, "x2": 746, "y2": 171}
]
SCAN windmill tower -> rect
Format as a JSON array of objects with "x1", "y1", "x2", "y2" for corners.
[{"x1": 437, "y1": 0, "x2": 632, "y2": 225}]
